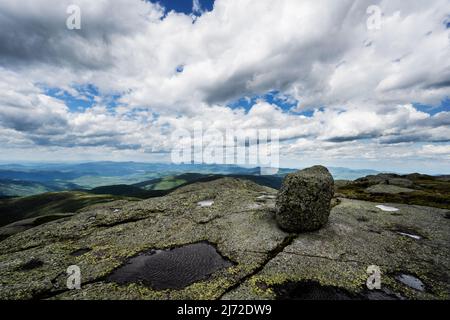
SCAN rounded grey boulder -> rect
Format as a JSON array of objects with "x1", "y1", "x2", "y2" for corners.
[{"x1": 276, "y1": 166, "x2": 334, "y2": 232}]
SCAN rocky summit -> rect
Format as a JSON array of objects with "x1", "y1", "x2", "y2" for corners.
[
  {"x1": 0, "y1": 176, "x2": 449, "y2": 300},
  {"x1": 276, "y1": 166, "x2": 334, "y2": 232}
]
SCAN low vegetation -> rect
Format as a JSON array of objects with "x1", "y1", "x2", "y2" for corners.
[{"x1": 336, "y1": 174, "x2": 450, "y2": 210}]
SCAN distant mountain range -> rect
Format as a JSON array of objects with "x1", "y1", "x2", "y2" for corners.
[
  {"x1": 1, "y1": 163, "x2": 448, "y2": 233},
  {"x1": 0, "y1": 162, "x2": 380, "y2": 198}
]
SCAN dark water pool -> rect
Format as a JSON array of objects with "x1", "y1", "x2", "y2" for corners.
[
  {"x1": 70, "y1": 248, "x2": 92, "y2": 257},
  {"x1": 273, "y1": 281, "x2": 357, "y2": 300},
  {"x1": 272, "y1": 280, "x2": 400, "y2": 300},
  {"x1": 107, "y1": 242, "x2": 233, "y2": 290}
]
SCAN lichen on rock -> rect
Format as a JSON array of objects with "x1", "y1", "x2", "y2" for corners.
[
  {"x1": 0, "y1": 175, "x2": 448, "y2": 301},
  {"x1": 275, "y1": 166, "x2": 334, "y2": 232}
]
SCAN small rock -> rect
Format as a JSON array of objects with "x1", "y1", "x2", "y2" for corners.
[{"x1": 275, "y1": 166, "x2": 334, "y2": 232}]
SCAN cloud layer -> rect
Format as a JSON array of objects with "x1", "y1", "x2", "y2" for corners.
[{"x1": 0, "y1": 0, "x2": 449, "y2": 173}]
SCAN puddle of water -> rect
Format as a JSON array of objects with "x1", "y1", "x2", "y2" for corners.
[
  {"x1": 396, "y1": 274, "x2": 426, "y2": 292},
  {"x1": 18, "y1": 259, "x2": 44, "y2": 271},
  {"x1": 107, "y1": 242, "x2": 233, "y2": 290},
  {"x1": 197, "y1": 200, "x2": 214, "y2": 207},
  {"x1": 376, "y1": 205, "x2": 399, "y2": 212},
  {"x1": 273, "y1": 280, "x2": 400, "y2": 300},
  {"x1": 273, "y1": 281, "x2": 356, "y2": 300},
  {"x1": 365, "y1": 290, "x2": 401, "y2": 300},
  {"x1": 257, "y1": 195, "x2": 276, "y2": 200},
  {"x1": 70, "y1": 248, "x2": 92, "y2": 257},
  {"x1": 256, "y1": 195, "x2": 277, "y2": 204},
  {"x1": 397, "y1": 232, "x2": 422, "y2": 240}
]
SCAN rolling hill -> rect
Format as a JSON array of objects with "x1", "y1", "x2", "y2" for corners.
[{"x1": 0, "y1": 191, "x2": 138, "y2": 227}]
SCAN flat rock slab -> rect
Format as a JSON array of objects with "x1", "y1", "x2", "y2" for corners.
[
  {"x1": 366, "y1": 185, "x2": 415, "y2": 195},
  {"x1": 0, "y1": 178, "x2": 285, "y2": 300},
  {"x1": 0, "y1": 178, "x2": 448, "y2": 300},
  {"x1": 222, "y1": 198, "x2": 450, "y2": 300}
]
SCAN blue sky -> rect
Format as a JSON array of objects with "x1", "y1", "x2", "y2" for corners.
[
  {"x1": 227, "y1": 91, "x2": 298, "y2": 113},
  {"x1": 44, "y1": 84, "x2": 123, "y2": 113},
  {"x1": 43, "y1": 85, "x2": 97, "y2": 112},
  {"x1": 150, "y1": 0, "x2": 215, "y2": 15},
  {"x1": 414, "y1": 98, "x2": 450, "y2": 116}
]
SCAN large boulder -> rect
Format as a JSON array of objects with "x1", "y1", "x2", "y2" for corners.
[{"x1": 276, "y1": 166, "x2": 334, "y2": 232}]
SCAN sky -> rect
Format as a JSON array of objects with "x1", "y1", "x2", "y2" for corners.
[{"x1": 0, "y1": 0, "x2": 449, "y2": 174}]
